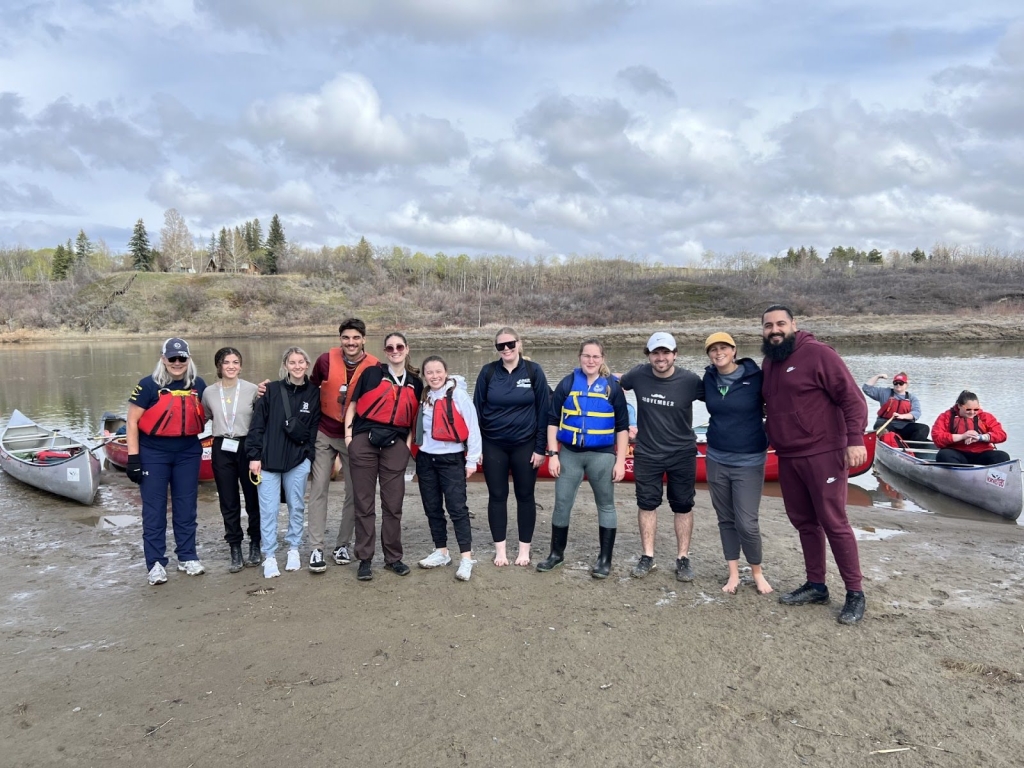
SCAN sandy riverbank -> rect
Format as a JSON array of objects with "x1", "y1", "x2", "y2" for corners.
[
  {"x1": 3, "y1": 312, "x2": 1024, "y2": 347},
  {"x1": 2, "y1": 469, "x2": 1023, "y2": 767}
]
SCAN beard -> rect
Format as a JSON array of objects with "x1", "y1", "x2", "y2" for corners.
[{"x1": 761, "y1": 333, "x2": 796, "y2": 361}]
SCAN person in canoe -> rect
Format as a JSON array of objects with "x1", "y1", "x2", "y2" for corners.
[
  {"x1": 537, "y1": 339, "x2": 630, "y2": 579},
  {"x1": 126, "y1": 338, "x2": 208, "y2": 587},
  {"x1": 202, "y1": 347, "x2": 262, "y2": 573},
  {"x1": 760, "y1": 306, "x2": 869, "y2": 625},
  {"x1": 702, "y1": 332, "x2": 772, "y2": 595},
  {"x1": 862, "y1": 372, "x2": 929, "y2": 442},
  {"x1": 931, "y1": 391, "x2": 1010, "y2": 466}
]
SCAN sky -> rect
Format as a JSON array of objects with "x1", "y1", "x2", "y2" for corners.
[{"x1": 1, "y1": 0, "x2": 1023, "y2": 264}]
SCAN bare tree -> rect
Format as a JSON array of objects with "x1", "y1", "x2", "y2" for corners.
[{"x1": 160, "y1": 208, "x2": 195, "y2": 273}]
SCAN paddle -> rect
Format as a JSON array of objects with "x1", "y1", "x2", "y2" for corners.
[{"x1": 875, "y1": 415, "x2": 896, "y2": 434}]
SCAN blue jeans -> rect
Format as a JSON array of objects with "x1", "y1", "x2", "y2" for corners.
[
  {"x1": 258, "y1": 459, "x2": 311, "y2": 557},
  {"x1": 139, "y1": 441, "x2": 202, "y2": 569},
  {"x1": 552, "y1": 449, "x2": 617, "y2": 528}
]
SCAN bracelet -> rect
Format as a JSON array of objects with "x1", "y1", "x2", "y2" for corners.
[{"x1": 545, "y1": 450, "x2": 559, "y2": 457}]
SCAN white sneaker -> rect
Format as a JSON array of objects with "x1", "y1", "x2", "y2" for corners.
[
  {"x1": 418, "y1": 549, "x2": 452, "y2": 569},
  {"x1": 455, "y1": 558, "x2": 476, "y2": 581},
  {"x1": 148, "y1": 563, "x2": 168, "y2": 585},
  {"x1": 285, "y1": 549, "x2": 301, "y2": 571},
  {"x1": 177, "y1": 560, "x2": 205, "y2": 576},
  {"x1": 263, "y1": 557, "x2": 280, "y2": 579},
  {"x1": 332, "y1": 545, "x2": 352, "y2": 565}
]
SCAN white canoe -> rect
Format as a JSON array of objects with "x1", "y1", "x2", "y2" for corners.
[
  {"x1": 874, "y1": 438, "x2": 1022, "y2": 521},
  {"x1": 0, "y1": 410, "x2": 101, "y2": 505}
]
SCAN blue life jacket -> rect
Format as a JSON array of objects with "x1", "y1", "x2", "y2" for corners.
[{"x1": 556, "y1": 369, "x2": 616, "y2": 448}]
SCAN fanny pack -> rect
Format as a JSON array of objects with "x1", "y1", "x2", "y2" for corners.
[{"x1": 368, "y1": 426, "x2": 400, "y2": 448}]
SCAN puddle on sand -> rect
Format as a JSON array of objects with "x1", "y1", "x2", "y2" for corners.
[
  {"x1": 75, "y1": 514, "x2": 140, "y2": 529},
  {"x1": 853, "y1": 526, "x2": 904, "y2": 541}
]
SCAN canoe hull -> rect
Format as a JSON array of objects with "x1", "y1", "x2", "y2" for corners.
[
  {"x1": 101, "y1": 412, "x2": 215, "y2": 482},
  {"x1": 874, "y1": 439, "x2": 1023, "y2": 520},
  {"x1": 1, "y1": 410, "x2": 101, "y2": 505}
]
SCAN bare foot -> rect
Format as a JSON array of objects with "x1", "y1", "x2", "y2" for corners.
[
  {"x1": 514, "y1": 542, "x2": 531, "y2": 566},
  {"x1": 753, "y1": 573, "x2": 774, "y2": 594},
  {"x1": 493, "y1": 541, "x2": 509, "y2": 567},
  {"x1": 722, "y1": 576, "x2": 741, "y2": 594}
]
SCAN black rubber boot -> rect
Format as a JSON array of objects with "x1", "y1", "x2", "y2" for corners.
[
  {"x1": 246, "y1": 541, "x2": 262, "y2": 567},
  {"x1": 536, "y1": 525, "x2": 569, "y2": 572},
  {"x1": 228, "y1": 543, "x2": 244, "y2": 573},
  {"x1": 591, "y1": 527, "x2": 616, "y2": 579}
]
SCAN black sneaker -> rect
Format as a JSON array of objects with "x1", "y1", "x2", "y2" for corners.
[
  {"x1": 308, "y1": 548, "x2": 327, "y2": 574},
  {"x1": 384, "y1": 560, "x2": 411, "y2": 576},
  {"x1": 778, "y1": 582, "x2": 830, "y2": 606},
  {"x1": 838, "y1": 591, "x2": 866, "y2": 625},
  {"x1": 631, "y1": 555, "x2": 656, "y2": 578},
  {"x1": 675, "y1": 556, "x2": 694, "y2": 582},
  {"x1": 357, "y1": 560, "x2": 373, "y2": 581}
]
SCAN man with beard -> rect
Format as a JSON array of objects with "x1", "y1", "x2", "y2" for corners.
[
  {"x1": 619, "y1": 332, "x2": 704, "y2": 581},
  {"x1": 760, "y1": 306, "x2": 868, "y2": 625}
]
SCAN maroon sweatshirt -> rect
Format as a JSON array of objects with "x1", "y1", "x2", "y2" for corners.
[{"x1": 761, "y1": 331, "x2": 867, "y2": 458}]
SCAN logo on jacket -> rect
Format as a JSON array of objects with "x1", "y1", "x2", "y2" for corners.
[
  {"x1": 516, "y1": 378, "x2": 531, "y2": 388},
  {"x1": 786, "y1": 366, "x2": 796, "y2": 373},
  {"x1": 826, "y1": 477, "x2": 836, "y2": 484},
  {"x1": 300, "y1": 401, "x2": 310, "y2": 413}
]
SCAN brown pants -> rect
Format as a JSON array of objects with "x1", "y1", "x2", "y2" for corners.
[{"x1": 348, "y1": 432, "x2": 410, "y2": 564}]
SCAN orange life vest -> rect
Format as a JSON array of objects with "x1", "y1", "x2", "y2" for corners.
[
  {"x1": 355, "y1": 369, "x2": 419, "y2": 428},
  {"x1": 430, "y1": 390, "x2": 470, "y2": 443},
  {"x1": 138, "y1": 388, "x2": 206, "y2": 437},
  {"x1": 320, "y1": 349, "x2": 379, "y2": 423},
  {"x1": 877, "y1": 396, "x2": 913, "y2": 419}
]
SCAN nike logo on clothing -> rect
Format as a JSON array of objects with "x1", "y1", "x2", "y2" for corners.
[
  {"x1": 786, "y1": 366, "x2": 796, "y2": 373},
  {"x1": 826, "y1": 477, "x2": 836, "y2": 484}
]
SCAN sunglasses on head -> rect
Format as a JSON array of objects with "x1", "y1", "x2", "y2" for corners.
[
  {"x1": 166, "y1": 356, "x2": 188, "y2": 364},
  {"x1": 495, "y1": 340, "x2": 517, "y2": 351},
  {"x1": 385, "y1": 343, "x2": 406, "y2": 353}
]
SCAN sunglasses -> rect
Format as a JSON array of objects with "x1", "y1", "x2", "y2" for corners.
[
  {"x1": 495, "y1": 340, "x2": 518, "y2": 351},
  {"x1": 384, "y1": 344, "x2": 406, "y2": 353},
  {"x1": 166, "y1": 356, "x2": 188, "y2": 364},
  {"x1": 893, "y1": 381, "x2": 907, "y2": 385}
]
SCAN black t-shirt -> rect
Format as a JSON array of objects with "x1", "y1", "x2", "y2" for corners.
[{"x1": 619, "y1": 364, "x2": 704, "y2": 457}]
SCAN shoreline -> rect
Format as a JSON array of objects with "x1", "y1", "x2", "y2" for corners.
[{"x1": 3, "y1": 312, "x2": 1024, "y2": 347}]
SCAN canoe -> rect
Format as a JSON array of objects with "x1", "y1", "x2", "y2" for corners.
[
  {"x1": 101, "y1": 411, "x2": 216, "y2": 482},
  {"x1": 0, "y1": 410, "x2": 101, "y2": 505},
  {"x1": 874, "y1": 438, "x2": 1022, "y2": 520}
]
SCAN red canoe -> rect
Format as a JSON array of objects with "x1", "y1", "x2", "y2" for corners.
[{"x1": 101, "y1": 412, "x2": 215, "y2": 482}]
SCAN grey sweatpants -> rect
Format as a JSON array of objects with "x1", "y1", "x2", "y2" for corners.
[{"x1": 705, "y1": 457, "x2": 765, "y2": 565}]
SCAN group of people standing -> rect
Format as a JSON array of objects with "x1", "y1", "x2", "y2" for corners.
[{"x1": 124, "y1": 307, "x2": 1011, "y2": 628}]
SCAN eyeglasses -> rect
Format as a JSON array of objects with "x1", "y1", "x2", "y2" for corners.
[
  {"x1": 580, "y1": 354, "x2": 604, "y2": 361},
  {"x1": 166, "y1": 356, "x2": 188, "y2": 364},
  {"x1": 384, "y1": 344, "x2": 406, "y2": 353},
  {"x1": 495, "y1": 340, "x2": 517, "y2": 351}
]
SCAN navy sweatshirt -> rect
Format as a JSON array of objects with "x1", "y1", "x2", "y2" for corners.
[
  {"x1": 702, "y1": 358, "x2": 768, "y2": 455},
  {"x1": 473, "y1": 358, "x2": 550, "y2": 452}
]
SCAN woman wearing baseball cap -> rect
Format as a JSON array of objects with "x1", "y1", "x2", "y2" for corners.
[
  {"x1": 703, "y1": 332, "x2": 773, "y2": 595},
  {"x1": 862, "y1": 372, "x2": 929, "y2": 442}
]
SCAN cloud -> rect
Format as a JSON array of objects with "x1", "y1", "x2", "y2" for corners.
[
  {"x1": 616, "y1": 65, "x2": 676, "y2": 99},
  {"x1": 0, "y1": 180, "x2": 71, "y2": 214},
  {"x1": 385, "y1": 202, "x2": 548, "y2": 252},
  {"x1": 246, "y1": 73, "x2": 468, "y2": 173}
]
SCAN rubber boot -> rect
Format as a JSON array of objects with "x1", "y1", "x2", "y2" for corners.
[
  {"x1": 591, "y1": 527, "x2": 616, "y2": 579},
  {"x1": 246, "y1": 541, "x2": 262, "y2": 567},
  {"x1": 536, "y1": 525, "x2": 569, "y2": 572},
  {"x1": 229, "y1": 543, "x2": 244, "y2": 573}
]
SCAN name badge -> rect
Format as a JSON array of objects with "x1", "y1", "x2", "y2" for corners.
[{"x1": 221, "y1": 438, "x2": 240, "y2": 453}]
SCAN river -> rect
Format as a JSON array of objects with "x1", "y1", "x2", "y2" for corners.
[{"x1": 1, "y1": 336, "x2": 1022, "y2": 526}]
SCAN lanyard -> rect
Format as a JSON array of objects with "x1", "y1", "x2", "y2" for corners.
[{"x1": 219, "y1": 382, "x2": 240, "y2": 436}]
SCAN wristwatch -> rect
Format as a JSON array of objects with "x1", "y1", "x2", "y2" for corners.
[{"x1": 544, "y1": 450, "x2": 559, "y2": 457}]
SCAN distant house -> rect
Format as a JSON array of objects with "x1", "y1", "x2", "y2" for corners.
[{"x1": 203, "y1": 256, "x2": 262, "y2": 275}]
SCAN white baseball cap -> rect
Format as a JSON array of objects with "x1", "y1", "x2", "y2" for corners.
[{"x1": 645, "y1": 332, "x2": 677, "y2": 352}]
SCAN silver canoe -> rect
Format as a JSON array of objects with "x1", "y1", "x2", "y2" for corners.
[
  {"x1": 0, "y1": 410, "x2": 101, "y2": 505},
  {"x1": 874, "y1": 438, "x2": 1022, "y2": 521}
]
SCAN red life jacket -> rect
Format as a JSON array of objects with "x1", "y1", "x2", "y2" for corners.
[
  {"x1": 138, "y1": 388, "x2": 206, "y2": 437},
  {"x1": 355, "y1": 370, "x2": 419, "y2": 428},
  {"x1": 430, "y1": 389, "x2": 470, "y2": 443},
  {"x1": 877, "y1": 395, "x2": 913, "y2": 419}
]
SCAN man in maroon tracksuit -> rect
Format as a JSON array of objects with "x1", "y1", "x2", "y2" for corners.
[{"x1": 761, "y1": 305, "x2": 868, "y2": 625}]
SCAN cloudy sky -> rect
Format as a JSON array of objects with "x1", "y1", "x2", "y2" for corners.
[{"x1": 2, "y1": 1, "x2": 1023, "y2": 263}]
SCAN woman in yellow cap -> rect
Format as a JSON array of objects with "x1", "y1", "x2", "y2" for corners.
[{"x1": 703, "y1": 332, "x2": 772, "y2": 594}]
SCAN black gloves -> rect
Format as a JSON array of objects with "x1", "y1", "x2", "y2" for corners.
[{"x1": 126, "y1": 454, "x2": 143, "y2": 484}]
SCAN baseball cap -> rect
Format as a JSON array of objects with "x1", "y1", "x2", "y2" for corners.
[
  {"x1": 704, "y1": 332, "x2": 736, "y2": 352},
  {"x1": 645, "y1": 332, "x2": 677, "y2": 353},
  {"x1": 162, "y1": 337, "x2": 191, "y2": 358},
  {"x1": 893, "y1": 373, "x2": 908, "y2": 384}
]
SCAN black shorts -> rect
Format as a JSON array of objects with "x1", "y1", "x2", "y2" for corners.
[{"x1": 634, "y1": 452, "x2": 696, "y2": 513}]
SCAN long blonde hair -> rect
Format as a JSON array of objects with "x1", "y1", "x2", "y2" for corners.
[{"x1": 152, "y1": 357, "x2": 198, "y2": 388}]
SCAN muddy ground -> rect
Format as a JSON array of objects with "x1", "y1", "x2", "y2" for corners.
[{"x1": 2, "y1": 469, "x2": 1023, "y2": 767}]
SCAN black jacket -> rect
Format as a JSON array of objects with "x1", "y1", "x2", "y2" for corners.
[{"x1": 246, "y1": 378, "x2": 321, "y2": 472}]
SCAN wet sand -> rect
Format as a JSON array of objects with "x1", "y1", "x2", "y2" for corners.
[{"x1": 2, "y1": 470, "x2": 1023, "y2": 767}]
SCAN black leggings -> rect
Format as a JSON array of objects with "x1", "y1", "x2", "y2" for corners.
[
  {"x1": 934, "y1": 448, "x2": 1010, "y2": 465},
  {"x1": 482, "y1": 438, "x2": 538, "y2": 544}
]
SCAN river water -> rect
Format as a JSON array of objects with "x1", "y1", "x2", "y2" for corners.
[{"x1": 1, "y1": 336, "x2": 1022, "y2": 526}]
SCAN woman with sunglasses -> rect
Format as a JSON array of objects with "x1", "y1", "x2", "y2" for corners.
[
  {"x1": 931, "y1": 390, "x2": 1010, "y2": 465},
  {"x1": 201, "y1": 347, "x2": 262, "y2": 573},
  {"x1": 473, "y1": 327, "x2": 551, "y2": 567},
  {"x1": 126, "y1": 338, "x2": 208, "y2": 586},
  {"x1": 862, "y1": 372, "x2": 929, "y2": 442},
  {"x1": 247, "y1": 347, "x2": 321, "y2": 579},
  {"x1": 345, "y1": 332, "x2": 424, "y2": 581}
]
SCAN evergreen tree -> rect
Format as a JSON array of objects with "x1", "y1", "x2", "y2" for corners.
[
  {"x1": 51, "y1": 243, "x2": 73, "y2": 280},
  {"x1": 74, "y1": 230, "x2": 92, "y2": 262},
  {"x1": 354, "y1": 236, "x2": 373, "y2": 266},
  {"x1": 251, "y1": 218, "x2": 263, "y2": 252},
  {"x1": 264, "y1": 214, "x2": 285, "y2": 275},
  {"x1": 128, "y1": 218, "x2": 152, "y2": 271}
]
